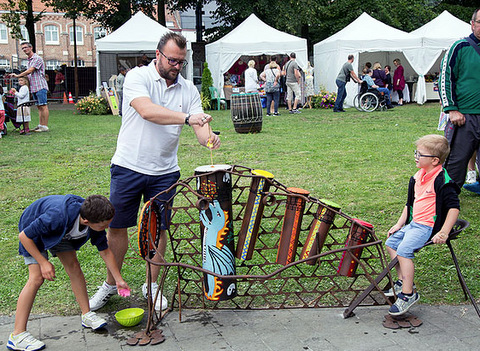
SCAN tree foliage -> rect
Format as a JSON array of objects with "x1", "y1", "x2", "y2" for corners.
[
  {"x1": 168, "y1": 0, "x2": 475, "y2": 47},
  {"x1": 0, "y1": 0, "x2": 42, "y2": 51}
]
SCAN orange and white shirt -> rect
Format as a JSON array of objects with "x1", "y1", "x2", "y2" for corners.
[{"x1": 412, "y1": 165, "x2": 443, "y2": 227}]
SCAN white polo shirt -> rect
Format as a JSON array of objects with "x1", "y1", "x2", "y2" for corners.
[{"x1": 111, "y1": 60, "x2": 203, "y2": 176}]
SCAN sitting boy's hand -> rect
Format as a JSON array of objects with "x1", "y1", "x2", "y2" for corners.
[
  {"x1": 432, "y1": 231, "x2": 448, "y2": 245},
  {"x1": 387, "y1": 224, "x2": 402, "y2": 237}
]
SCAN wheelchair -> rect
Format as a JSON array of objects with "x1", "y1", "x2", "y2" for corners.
[{"x1": 353, "y1": 81, "x2": 388, "y2": 112}]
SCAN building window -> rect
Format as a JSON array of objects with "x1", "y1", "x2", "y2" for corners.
[
  {"x1": 21, "y1": 59, "x2": 28, "y2": 70},
  {"x1": 45, "y1": 25, "x2": 59, "y2": 44},
  {"x1": 46, "y1": 59, "x2": 60, "y2": 70},
  {"x1": 69, "y1": 26, "x2": 83, "y2": 45},
  {"x1": 0, "y1": 58, "x2": 9, "y2": 67},
  {"x1": 0, "y1": 23, "x2": 8, "y2": 43},
  {"x1": 70, "y1": 59, "x2": 85, "y2": 67},
  {"x1": 93, "y1": 27, "x2": 106, "y2": 40},
  {"x1": 20, "y1": 25, "x2": 29, "y2": 41}
]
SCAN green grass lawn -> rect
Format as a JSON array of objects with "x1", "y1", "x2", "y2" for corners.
[{"x1": 1, "y1": 103, "x2": 479, "y2": 315}]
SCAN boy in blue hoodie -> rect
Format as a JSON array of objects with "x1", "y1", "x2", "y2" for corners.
[{"x1": 8, "y1": 195, "x2": 130, "y2": 351}]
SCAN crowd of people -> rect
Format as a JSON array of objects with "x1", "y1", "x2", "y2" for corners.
[{"x1": 5, "y1": 8, "x2": 480, "y2": 351}]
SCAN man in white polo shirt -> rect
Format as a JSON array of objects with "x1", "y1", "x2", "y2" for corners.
[{"x1": 89, "y1": 32, "x2": 220, "y2": 312}]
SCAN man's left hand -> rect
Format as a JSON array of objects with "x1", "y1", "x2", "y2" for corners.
[{"x1": 190, "y1": 113, "x2": 212, "y2": 127}]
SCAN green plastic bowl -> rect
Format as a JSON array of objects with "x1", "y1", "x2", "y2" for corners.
[{"x1": 115, "y1": 308, "x2": 144, "y2": 327}]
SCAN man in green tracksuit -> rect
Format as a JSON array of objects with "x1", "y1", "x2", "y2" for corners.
[{"x1": 438, "y1": 8, "x2": 480, "y2": 189}]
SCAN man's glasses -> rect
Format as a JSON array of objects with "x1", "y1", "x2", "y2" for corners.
[
  {"x1": 159, "y1": 51, "x2": 187, "y2": 68},
  {"x1": 414, "y1": 150, "x2": 438, "y2": 159}
]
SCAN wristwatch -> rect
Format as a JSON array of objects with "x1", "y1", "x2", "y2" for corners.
[{"x1": 184, "y1": 113, "x2": 191, "y2": 126}]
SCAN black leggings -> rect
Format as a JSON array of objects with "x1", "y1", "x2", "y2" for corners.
[{"x1": 395, "y1": 90, "x2": 403, "y2": 100}]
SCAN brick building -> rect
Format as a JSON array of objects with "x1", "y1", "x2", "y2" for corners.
[{"x1": 0, "y1": 0, "x2": 183, "y2": 71}]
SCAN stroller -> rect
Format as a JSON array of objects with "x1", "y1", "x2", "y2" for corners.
[{"x1": 2, "y1": 95, "x2": 23, "y2": 136}]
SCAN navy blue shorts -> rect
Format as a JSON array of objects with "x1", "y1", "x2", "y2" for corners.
[{"x1": 109, "y1": 164, "x2": 180, "y2": 229}]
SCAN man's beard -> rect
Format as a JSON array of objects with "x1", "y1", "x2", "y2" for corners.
[{"x1": 158, "y1": 63, "x2": 180, "y2": 82}]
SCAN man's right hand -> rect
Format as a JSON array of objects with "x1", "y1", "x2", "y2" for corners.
[{"x1": 449, "y1": 110, "x2": 466, "y2": 127}]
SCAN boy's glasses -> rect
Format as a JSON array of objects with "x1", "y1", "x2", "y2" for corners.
[
  {"x1": 414, "y1": 150, "x2": 438, "y2": 159},
  {"x1": 158, "y1": 51, "x2": 188, "y2": 68}
]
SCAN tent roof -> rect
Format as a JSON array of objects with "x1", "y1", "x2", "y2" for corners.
[
  {"x1": 96, "y1": 12, "x2": 170, "y2": 51},
  {"x1": 411, "y1": 10, "x2": 470, "y2": 43},
  {"x1": 206, "y1": 13, "x2": 306, "y2": 53},
  {"x1": 315, "y1": 12, "x2": 420, "y2": 52}
]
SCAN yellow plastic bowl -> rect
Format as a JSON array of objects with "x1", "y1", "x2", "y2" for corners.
[{"x1": 115, "y1": 308, "x2": 144, "y2": 327}]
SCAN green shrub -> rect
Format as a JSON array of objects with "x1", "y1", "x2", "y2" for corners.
[
  {"x1": 200, "y1": 92, "x2": 211, "y2": 111},
  {"x1": 201, "y1": 62, "x2": 214, "y2": 109}
]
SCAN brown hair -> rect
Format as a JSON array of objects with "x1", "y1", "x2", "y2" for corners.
[
  {"x1": 80, "y1": 195, "x2": 115, "y2": 223},
  {"x1": 157, "y1": 32, "x2": 187, "y2": 51}
]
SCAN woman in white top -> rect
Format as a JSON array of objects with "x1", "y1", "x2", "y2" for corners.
[{"x1": 244, "y1": 60, "x2": 259, "y2": 93}]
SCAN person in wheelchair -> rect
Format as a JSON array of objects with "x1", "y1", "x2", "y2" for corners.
[{"x1": 363, "y1": 69, "x2": 394, "y2": 109}]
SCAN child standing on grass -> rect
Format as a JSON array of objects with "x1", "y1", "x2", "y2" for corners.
[
  {"x1": 8, "y1": 195, "x2": 130, "y2": 351},
  {"x1": 385, "y1": 134, "x2": 460, "y2": 316},
  {"x1": 10, "y1": 77, "x2": 31, "y2": 135}
]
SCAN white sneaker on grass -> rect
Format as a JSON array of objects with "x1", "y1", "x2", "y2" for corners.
[
  {"x1": 142, "y1": 282, "x2": 168, "y2": 311},
  {"x1": 89, "y1": 281, "x2": 117, "y2": 311},
  {"x1": 383, "y1": 279, "x2": 416, "y2": 297},
  {"x1": 466, "y1": 170, "x2": 477, "y2": 184},
  {"x1": 82, "y1": 311, "x2": 107, "y2": 330},
  {"x1": 7, "y1": 331, "x2": 45, "y2": 351}
]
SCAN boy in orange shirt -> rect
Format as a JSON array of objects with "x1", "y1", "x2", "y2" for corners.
[{"x1": 385, "y1": 134, "x2": 460, "y2": 315}]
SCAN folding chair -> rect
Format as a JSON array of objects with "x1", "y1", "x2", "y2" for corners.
[{"x1": 343, "y1": 219, "x2": 480, "y2": 318}]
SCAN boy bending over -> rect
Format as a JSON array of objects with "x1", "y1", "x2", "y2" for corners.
[
  {"x1": 8, "y1": 195, "x2": 130, "y2": 351},
  {"x1": 385, "y1": 135, "x2": 460, "y2": 316}
]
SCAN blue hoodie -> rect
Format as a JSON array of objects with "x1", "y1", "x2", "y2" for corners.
[{"x1": 18, "y1": 194, "x2": 108, "y2": 257}]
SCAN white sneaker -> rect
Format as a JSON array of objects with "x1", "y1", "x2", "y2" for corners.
[
  {"x1": 7, "y1": 331, "x2": 45, "y2": 351},
  {"x1": 82, "y1": 311, "x2": 107, "y2": 330},
  {"x1": 89, "y1": 281, "x2": 117, "y2": 311},
  {"x1": 466, "y1": 170, "x2": 477, "y2": 184},
  {"x1": 142, "y1": 283, "x2": 168, "y2": 311}
]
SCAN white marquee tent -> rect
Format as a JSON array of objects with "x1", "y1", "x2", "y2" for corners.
[
  {"x1": 206, "y1": 14, "x2": 308, "y2": 96},
  {"x1": 95, "y1": 12, "x2": 193, "y2": 87},
  {"x1": 313, "y1": 13, "x2": 423, "y2": 107},
  {"x1": 410, "y1": 10, "x2": 471, "y2": 103}
]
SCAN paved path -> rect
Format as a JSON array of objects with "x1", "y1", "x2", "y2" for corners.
[{"x1": 1, "y1": 304, "x2": 479, "y2": 350}]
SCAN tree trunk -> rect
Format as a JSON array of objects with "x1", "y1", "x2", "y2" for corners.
[
  {"x1": 73, "y1": 16, "x2": 79, "y2": 101},
  {"x1": 26, "y1": 0, "x2": 36, "y2": 51},
  {"x1": 157, "y1": 0, "x2": 166, "y2": 26}
]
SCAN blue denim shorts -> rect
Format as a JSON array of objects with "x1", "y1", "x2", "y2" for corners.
[
  {"x1": 109, "y1": 164, "x2": 180, "y2": 229},
  {"x1": 385, "y1": 221, "x2": 433, "y2": 259},
  {"x1": 32, "y1": 89, "x2": 48, "y2": 106}
]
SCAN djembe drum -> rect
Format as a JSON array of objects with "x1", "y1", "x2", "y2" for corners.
[
  {"x1": 276, "y1": 187, "x2": 310, "y2": 265},
  {"x1": 195, "y1": 164, "x2": 237, "y2": 301},
  {"x1": 231, "y1": 93, "x2": 263, "y2": 133},
  {"x1": 236, "y1": 169, "x2": 274, "y2": 261},
  {"x1": 337, "y1": 219, "x2": 374, "y2": 277},
  {"x1": 300, "y1": 199, "x2": 341, "y2": 265}
]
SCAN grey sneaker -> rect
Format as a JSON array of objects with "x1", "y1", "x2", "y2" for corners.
[
  {"x1": 7, "y1": 332, "x2": 45, "y2": 351},
  {"x1": 383, "y1": 280, "x2": 416, "y2": 297},
  {"x1": 388, "y1": 292, "x2": 420, "y2": 316},
  {"x1": 89, "y1": 281, "x2": 117, "y2": 311},
  {"x1": 142, "y1": 282, "x2": 168, "y2": 311},
  {"x1": 82, "y1": 311, "x2": 107, "y2": 330}
]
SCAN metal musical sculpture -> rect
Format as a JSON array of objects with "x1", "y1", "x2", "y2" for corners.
[{"x1": 195, "y1": 165, "x2": 237, "y2": 301}]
